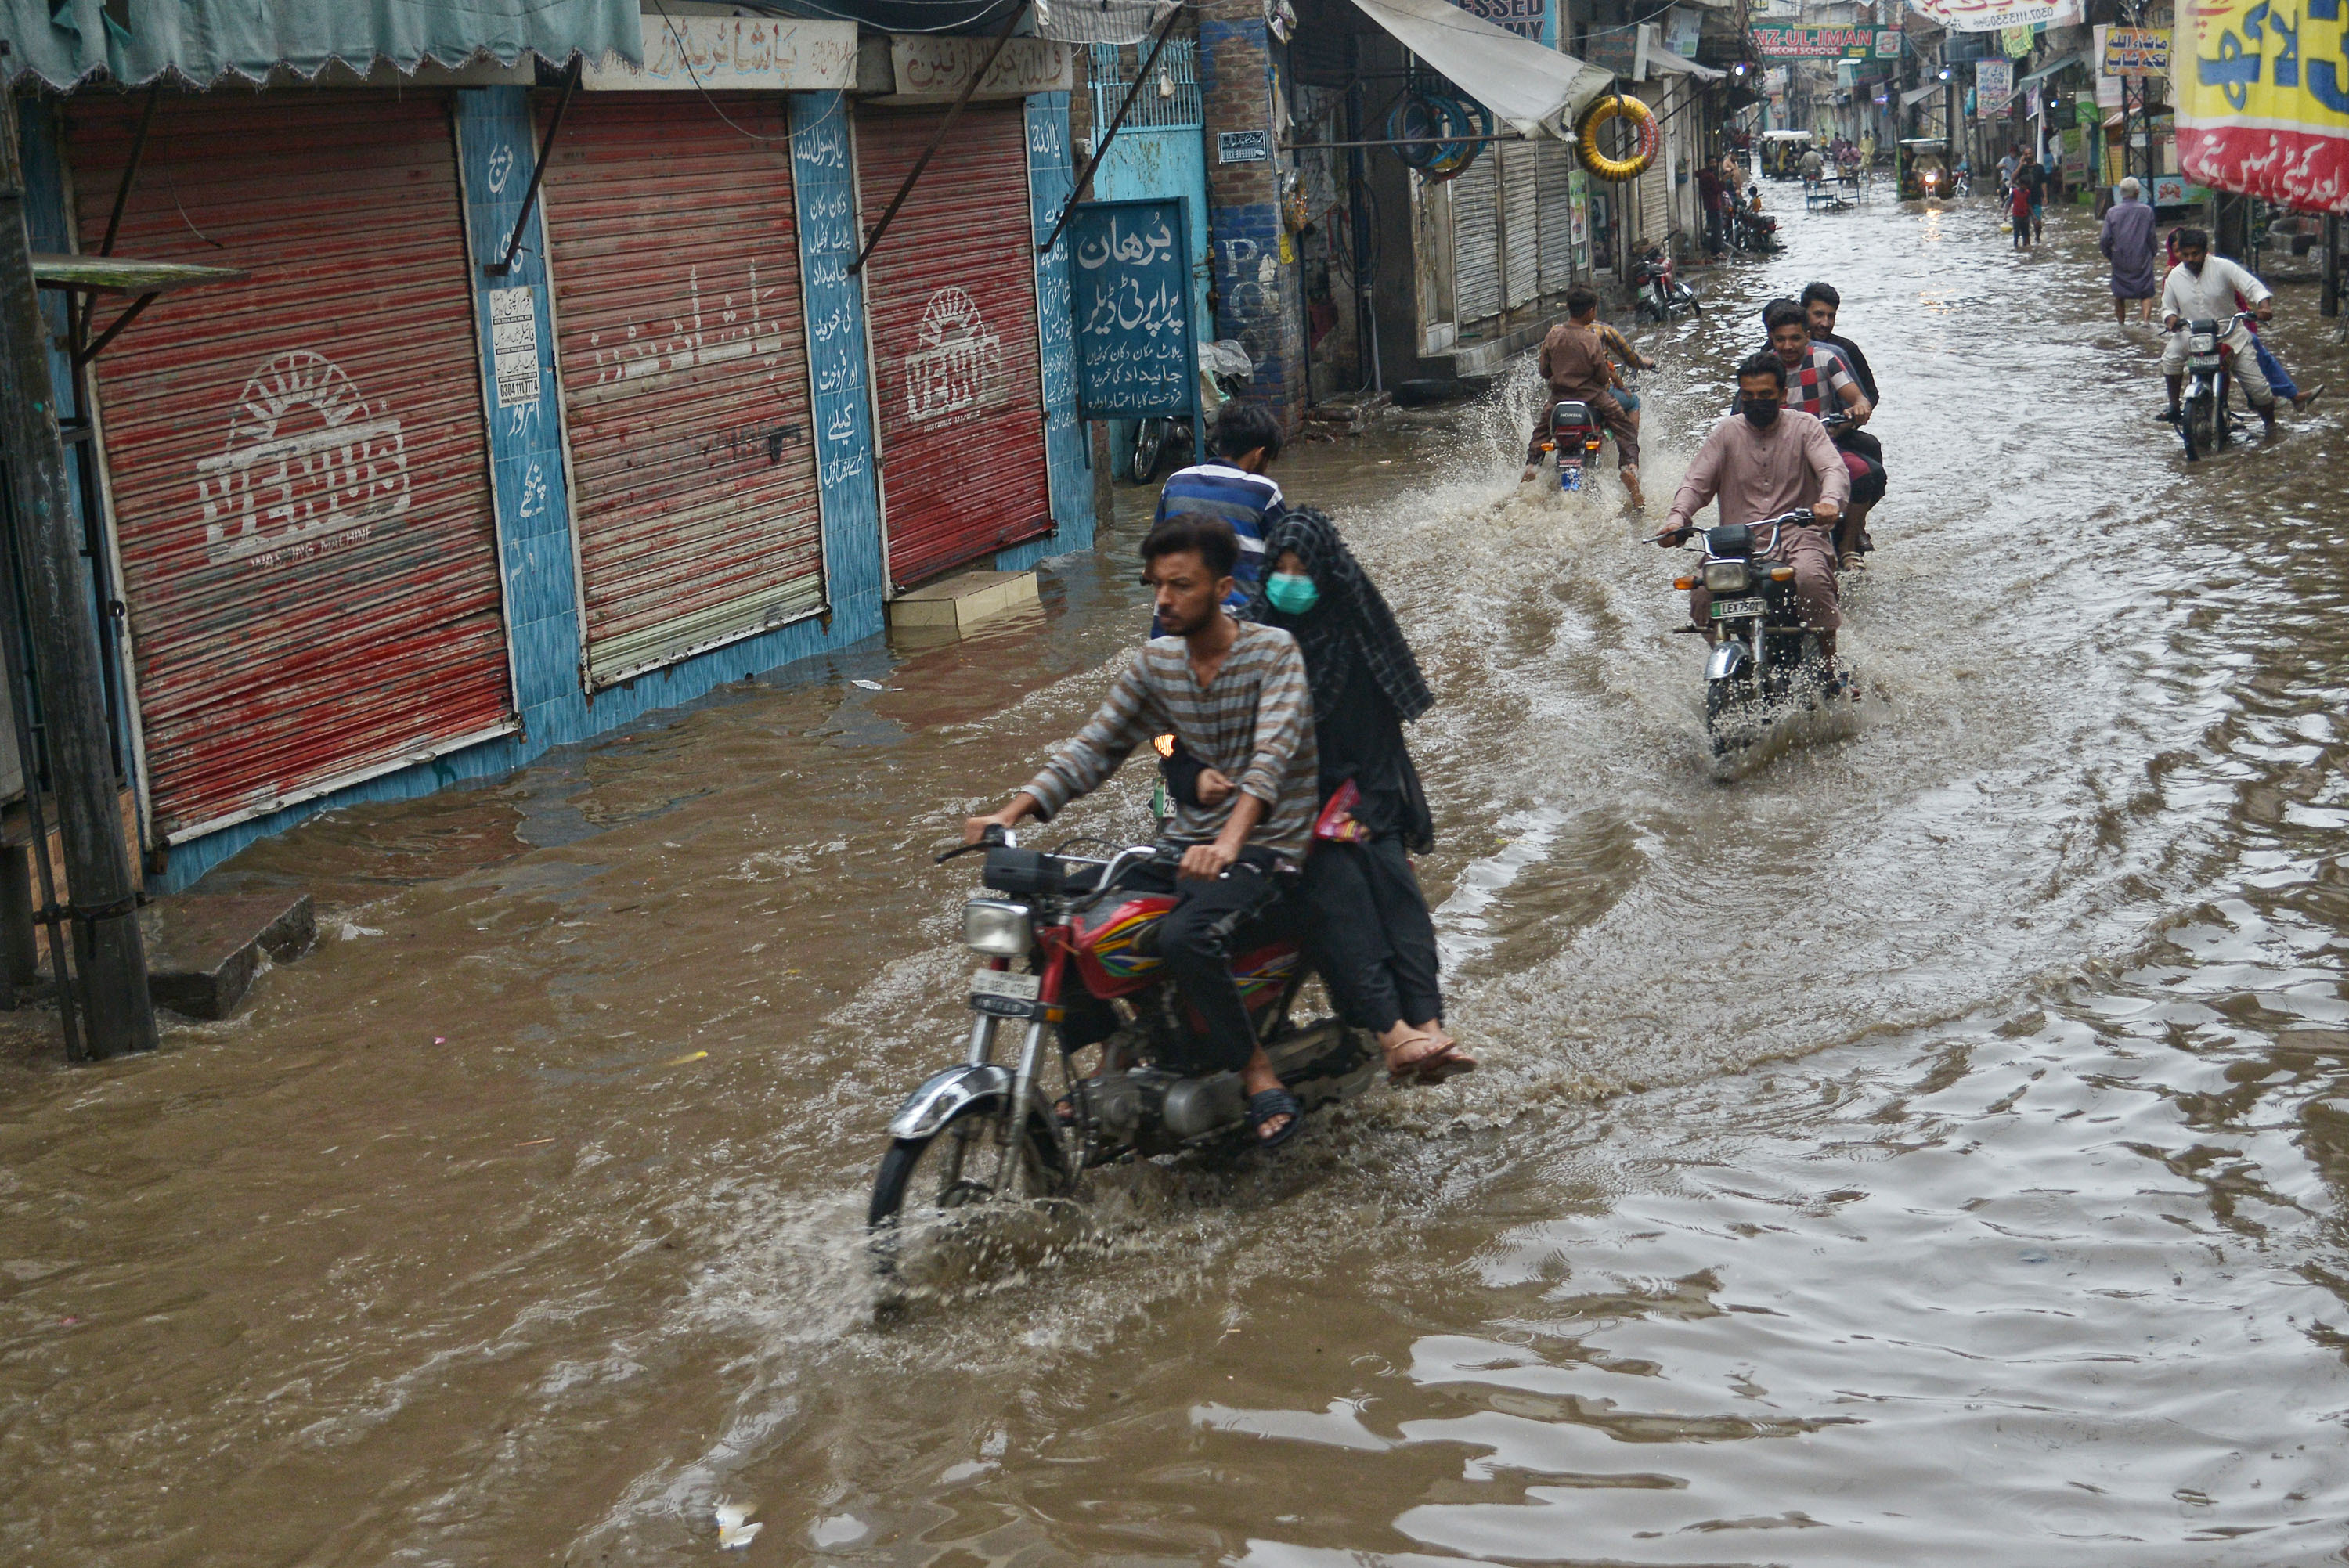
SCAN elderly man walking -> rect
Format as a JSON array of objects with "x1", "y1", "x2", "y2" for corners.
[{"x1": 2099, "y1": 178, "x2": 2160, "y2": 326}]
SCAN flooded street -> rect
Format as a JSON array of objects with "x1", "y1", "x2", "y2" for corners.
[{"x1": 9, "y1": 189, "x2": 2349, "y2": 1565}]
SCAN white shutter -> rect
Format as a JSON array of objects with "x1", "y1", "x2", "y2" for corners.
[
  {"x1": 1451, "y1": 153, "x2": 1501, "y2": 325},
  {"x1": 1536, "y1": 138, "x2": 1575, "y2": 296},
  {"x1": 1501, "y1": 141, "x2": 1539, "y2": 308}
]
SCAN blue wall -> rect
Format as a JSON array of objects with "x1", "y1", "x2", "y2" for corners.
[
  {"x1": 150, "y1": 86, "x2": 896, "y2": 889},
  {"x1": 999, "y1": 92, "x2": 1095, "y2": 572}
]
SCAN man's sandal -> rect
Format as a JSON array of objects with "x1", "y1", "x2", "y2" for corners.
[{"x1": 1247, "y1": 1087, "x2": 1303, "y2": 1149}]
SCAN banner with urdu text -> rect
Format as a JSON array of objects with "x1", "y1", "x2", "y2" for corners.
[
  {"x1": 1903, "y1": 0, "x2": 2079, "y2": 35},
  {"x1": 2175, "y1": 0, "x2": 2349, "y2": 212}
]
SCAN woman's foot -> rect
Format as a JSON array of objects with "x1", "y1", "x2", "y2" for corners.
[
  {"x1": 1409, "y1": 1020, "x2": 1478, "y2": 1083},
  {"x1": 1379, "y1": 1022, "x2": 1450, "y2": 1082}
]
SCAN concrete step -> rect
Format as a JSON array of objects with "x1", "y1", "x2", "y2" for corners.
[
  {"x1": 139, "y1": 892, "x2": 315, "y2": 1021},
  {"x1": 886, "y1": 569, "x2": 1041, "y2": 642}
]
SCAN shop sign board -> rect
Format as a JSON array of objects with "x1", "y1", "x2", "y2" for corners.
[
  {"x1": 1066, "y1": 199, "x2": 1196, "y2": 420},
  {"x1": 582, "y1": 15, "x2": 856, "y2": 89},
  {"x1": 1977, "y1": 57, "x2": 2012, "y2": 114},
  {"x1": 2177, "y1": 0, "x2": 2349, "y2": 211},
  {"x1": 1750, "y1": 25, "x2": 1902, "y2": 58},
  {"x1": 1907, "y1": 0, "x2": 2080, "y2": 33},
  {"x1": 2101, "y1": 27, "x2": 2170, "y2": 76}
]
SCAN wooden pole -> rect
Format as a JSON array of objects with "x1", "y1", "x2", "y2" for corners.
[
  {"x1": 852, "y1": 0, "x2": 1032, "y2": 275},
  {"x1": 0, "y1": 88, "x2": 155, "y2": 1059}
]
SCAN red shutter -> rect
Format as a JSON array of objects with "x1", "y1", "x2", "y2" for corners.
[
  {"x1": 856, "y1": 105, "x2": 1053, "y2": 589},
  {"x1": 539, "y1": 95, "x2": 824, "y2": 687},
  {"x1": 66, "y1": 93, "x2": 513, "y2": 842}
]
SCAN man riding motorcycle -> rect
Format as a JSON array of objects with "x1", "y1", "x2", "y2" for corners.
[
  {"x1": 1520, "y1": 285, "x2": 1645, "y2": 510},
  {"x1": 1736, "y1": 300, "x2": 1878, "y2": 568},
  {"x1": 2156, "y1": 227, "x2": 2278, "y2": 437},
  {"x1": 965, "y1": 513, "x2": 1319, "y2": 1148},
  {"x1": 1799, "y1": 283, "x2": 1889, "y2": 567},
  {"x1": 1660, "y1": 352, "x2": 1851, "y2": 659}
]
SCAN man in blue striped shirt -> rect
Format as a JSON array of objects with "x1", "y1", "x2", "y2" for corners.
[{"x1": 1155, "y1": 403, "x2": 1284, "y2": 615}]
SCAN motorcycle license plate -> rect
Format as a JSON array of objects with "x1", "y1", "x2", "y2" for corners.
[
  {"x1": 971, "y1": 968, "x2": 1041, "y2": 1002},
  {"x1": 1710, "y1": 597, "x2": 1768, "y2": 620},
  {"x1": 1558, "y1": 462, "x2": 1584, "y2": 492}
]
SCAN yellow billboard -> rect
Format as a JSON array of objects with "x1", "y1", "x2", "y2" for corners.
[{"x1": 2175, "y1": 0, "x2": 2349, "y2": 211}]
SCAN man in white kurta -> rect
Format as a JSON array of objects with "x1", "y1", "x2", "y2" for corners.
[{"x1": 2159, "y1": 228, "x2": 2275, "y2": 431}]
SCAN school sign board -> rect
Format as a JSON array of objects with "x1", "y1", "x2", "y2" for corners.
[
  {"x1": 2177, "y1": 0, "x2": 2349, "y2": 211},
  {"x1": 1065, "y1": 199, "x2": 1197, "y2": 420},
  {"x1": 1751, "y1": 25, "x2": 1903, "y2": 59}
]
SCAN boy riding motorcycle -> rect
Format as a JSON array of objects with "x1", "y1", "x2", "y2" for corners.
[{"x1": 1519, "y1": 286, "x2": 1645, "y2": 510}]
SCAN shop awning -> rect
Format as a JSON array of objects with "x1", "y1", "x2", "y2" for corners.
[
  {"x1": 1643, "y1": 47, "x2": 1726, "y2": 82},
  {"x1": 1900, "y1": 84, "x2": 1943, "y2": 105},
  {"x1": 3, "y1": 0, "x2": 643, "y2": 90},
  {"x1": 1347, "y1": 0, "x2": 1611, "y2": 135},
  {"x1": 2015, "y1": 52, "x2": 2088, "y2": 89}
]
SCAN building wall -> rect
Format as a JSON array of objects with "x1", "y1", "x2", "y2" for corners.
[
  {"x1": 28, "y1": 83, "x2": 1078, "y2": 891},
  {"x1": 1199, "y1": 0, "x2": 1308, "y2": 429}
]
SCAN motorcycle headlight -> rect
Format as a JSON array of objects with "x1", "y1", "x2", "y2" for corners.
[
  {"x1": 962, "y1": 899, "x2": 1034, "y2": 957},
  {"x1": 1703, "y1": 561, "x2": 1752, "y2": 593},
  {"x1": 2189, "y1": 333, "x2": 2217, "y2": 353}
]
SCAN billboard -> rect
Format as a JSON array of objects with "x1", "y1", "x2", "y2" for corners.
[
  {"x1": 1904, "y1": 0, "x2": 2081, "y2": 34},
  {"x1": 1750, "y1": 24, "x2": 1903, "y2": 58},
  {"x1": 1977, "y1": 57, "x2": 2013, "y2": 114},
  {"x1": 2176, "y1": 0, "x2": 2349, "y2": 211}
]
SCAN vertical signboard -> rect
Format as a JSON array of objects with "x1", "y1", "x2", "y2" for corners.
[
  {"x1": 1066, "y1": 198, "x2": 1196, "y2": 420},
  {"x1": 2177, "y1": 0, "x2": 2348, "y2": 211}
]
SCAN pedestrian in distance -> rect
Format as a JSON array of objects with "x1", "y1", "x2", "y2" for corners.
[
  {"x1": 1167, "y1": 508, "x2": 1470, "y2": 1085},
  {"x1": 1153, "y1": 403, "x2": 1284, "y2": 619},
  {"x1": 2015, "y1": 154, "x2": 2048, "y2": 244},
  {"x1": 2008, "y1": 177, "x2": 2034, "y2": 251},
  {"x1": 2099, "y1": 177, "x2": 2160, "y2": 326}
]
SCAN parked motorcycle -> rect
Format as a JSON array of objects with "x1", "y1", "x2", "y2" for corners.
[
  {"x1": 1661, "y1": 509, "x2": 1847, "y2": 761},
  {"x1": 2167, "y1": 310, "x2": 2259, "y2": 461},
  {"x1": 1629, "y1": 245, "x2": 1701, "y2": 322},
  {"x1": 869, "y1": 828, "x2": 1377, "y2": 1244},
  {"x1": 1730, "y1": 189, "x2": 1784, "y2": 256},
  {"x1": 1534, "y1": 398, "x2": 1605, "y2": 492}
]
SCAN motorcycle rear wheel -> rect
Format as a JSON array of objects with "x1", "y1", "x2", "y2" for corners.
[
  {"x1": 1129, "y1": 419, "x2": 1169, "y2": 484},
  {"x1": 868, "y1": 1100, "x2": 1064, "y2": 1234}
]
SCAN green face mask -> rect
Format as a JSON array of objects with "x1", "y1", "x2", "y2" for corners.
[{"x1": 1265, "y1": 571, "x2": 1320, "y2": 615}]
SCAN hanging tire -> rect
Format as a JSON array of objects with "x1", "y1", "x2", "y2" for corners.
[{"x1": 1576, "y1": 94, "x2": 1660, "y2": 182}]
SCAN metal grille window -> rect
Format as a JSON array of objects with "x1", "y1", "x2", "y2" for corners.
[{"x1": 1088, "y1": 40, "x2": 1203, "y2": 131}]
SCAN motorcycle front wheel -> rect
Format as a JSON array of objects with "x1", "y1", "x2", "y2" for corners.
[
  {"x1": 2181, "y1": 396, "x2": 2216, "y2": 460},
  {"x1": 868, "y1": 1099, "x2": 1063, "y2": 1233}
]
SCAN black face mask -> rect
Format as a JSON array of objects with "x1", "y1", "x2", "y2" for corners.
[{"x1": 1743, "y1": 399, "x2": 1782, "y2": 428}]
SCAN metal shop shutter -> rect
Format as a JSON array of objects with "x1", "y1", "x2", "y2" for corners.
[
  {"x1": 1535, "y1": 138, "x2": 1576, "y2": 296},
  {"x1": 1450, "y1": 153, "x2": 1501, "y2": 325},
  {"x1": 857, "y1": 104, "x2": 1053, "y2": 590},
  {"x1": 1500, "y1": 141, "x2": 1539, "y2": 310},
  {"x1": 539, "y1": 94, "x2": 824, "y2": 687},
  {"x1": 66, "y1": 93, "x2": 513, "y2": 843},
  {"x1": 1636, "y1": 86, "x2": 1672, "y2": 247}
]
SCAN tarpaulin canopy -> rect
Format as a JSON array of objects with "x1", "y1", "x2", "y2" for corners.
[
  {"x1": 1900, "y1": 83, "x2": 1943, "y2": 105},
  {"x1": 3, "y1": 0, "x2": 644, "y2": 90},
  {"x1": 1347, "y1": 0, "x2": 1610, "y2": 136},
  {"x1": 1643, "y1": 47, "x2": 1725, "y2": 81}
]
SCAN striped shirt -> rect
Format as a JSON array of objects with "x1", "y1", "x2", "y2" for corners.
[
  {"x1": 1734, "y1": 345, "x2": 1856, "y2": 419},
  {"x1": 1023, "y1": 619, "x2": 1319, "y2": 857},
  {"x1": 1155, "y1": 462, "x2": 1283, "y2": 607}
]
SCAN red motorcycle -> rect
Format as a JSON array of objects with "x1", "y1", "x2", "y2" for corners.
[
  {"x1": 868, "y1": 828, "x2": 1374, "y2": 1236},
  {"x1": 1536, "y1": 399, "x2": 1606, "y2": 492}
]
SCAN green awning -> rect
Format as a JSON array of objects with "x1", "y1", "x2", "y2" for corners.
[
  {"x1": 2013, "y1": 52, "x2": 2088, "y2": 90},
  {"x1": 4, "y1": 0, "x2": 643, "y2": 91}
]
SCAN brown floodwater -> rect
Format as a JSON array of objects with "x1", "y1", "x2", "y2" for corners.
[{"x1": 6, "y1": 189, "x2": 2349, "y2": 1566}]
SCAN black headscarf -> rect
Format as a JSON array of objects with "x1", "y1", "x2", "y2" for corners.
[{"x1": 1246, "y1": 508, "x2": 1433, "y2": 725}]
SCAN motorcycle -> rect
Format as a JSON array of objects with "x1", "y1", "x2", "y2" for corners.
[
  {"x1": 1730, "y1": 188, "x2": 1784, "y2": 255},
  {"x1": 1629, "y1": 245, "x2": 1701, "y2": 322},
  {"x1": 1535, "y1": 398, "x2": 1605, "y2": 492},
  {"x1": 868, "y1": 828, "x2": 1377, "y2": 1244},
  {"x1": 2168, "y1": 310, "x2": 2259, "y2": 461},
  {"x1": 1661, "y1": 508, "x2": 1848, "y2": 761}
]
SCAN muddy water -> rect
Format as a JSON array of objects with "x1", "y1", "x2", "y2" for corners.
[{"x1": 7, "y1": 192, "x2": 2349, "y2": 1566}]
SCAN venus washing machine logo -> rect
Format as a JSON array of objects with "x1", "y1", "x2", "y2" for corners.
[
  {"x1": 196, "y1": 349, "x2": 410, "y2": 568},
  {"x1": 904, "y1": 287, "x2": 1001, "y2": 420}
]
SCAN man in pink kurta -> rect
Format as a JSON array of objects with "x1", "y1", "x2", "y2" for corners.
[{"x1": 1661, "y1": 352, "x2": 1852, "y2": 648}]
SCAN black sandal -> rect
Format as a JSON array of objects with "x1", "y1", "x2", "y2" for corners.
[{"x1": 1247, "y1": 1087, "x2": 1302, "y2": 1149}]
